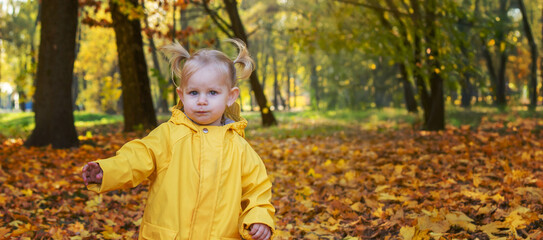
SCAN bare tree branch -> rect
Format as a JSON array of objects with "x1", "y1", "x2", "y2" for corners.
[
  {"x1": 335, "y1": 0, "x2": 409, "y2": 16},
  {"x1": 192, "y1": 0, "x2": 234, "y2": 38}
]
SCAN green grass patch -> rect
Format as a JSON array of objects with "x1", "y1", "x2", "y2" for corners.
[
  {"x1": 0, "y1": 111, "x2": 172, "y2": 138},
  {"x1": 0, "y1": 112, "x2": 125, "y2": 138},
  {"x1": 2, "y1": 106, "x2": 542, "y2": 139},
  {"x1": 0, "y1": 112, "x2": 35, "y2": 138},
  {"x1": 446, "y1": 105, "x2": 543, "y2": 128},
  {"x1": 244, "y1": 108, "x2": 417, "y2": 139}
]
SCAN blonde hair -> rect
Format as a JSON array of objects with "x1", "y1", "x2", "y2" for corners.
[{"x1": 160, "y1": 39, "x2": 254, "y2": 89}]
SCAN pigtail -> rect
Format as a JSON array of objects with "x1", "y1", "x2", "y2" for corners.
[
  {"x1": 160, "y1": 41, "x2": 191, "y2": 88},
  {"x1": 226, "y1": 38, "x2": 254, "y2": 80}
]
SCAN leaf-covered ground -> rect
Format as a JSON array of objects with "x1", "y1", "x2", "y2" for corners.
[{"x1": 1, "y1": 115, "x2": 543, "y2": 239}]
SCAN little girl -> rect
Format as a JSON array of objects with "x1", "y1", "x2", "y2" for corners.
[{"x1": 82, "y1": 39, "x2": 275, "y2": 240}]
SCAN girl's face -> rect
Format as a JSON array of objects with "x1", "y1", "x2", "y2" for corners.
[{"x1": 177, "y1": 66, "x2": 239, "y2": 126}]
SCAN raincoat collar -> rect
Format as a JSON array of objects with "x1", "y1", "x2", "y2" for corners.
[{"x1": 169, "y1": 100, "x2": 247, "y2": 138}]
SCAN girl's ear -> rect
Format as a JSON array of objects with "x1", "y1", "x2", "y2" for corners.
[
  {"x1": 227, "y1": 87, "x2": 240, "y2": 106},
  {"x1": 176, "y1": 87, "x2": 184, "y2": 102}
]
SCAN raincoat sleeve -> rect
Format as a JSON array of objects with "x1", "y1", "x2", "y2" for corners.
[
  {"x1": 239, "y1": 144, "x2": 276, "y2": 239},
  {"x1": 87, "y1": 123, "x2": 171, "y2": 193}
]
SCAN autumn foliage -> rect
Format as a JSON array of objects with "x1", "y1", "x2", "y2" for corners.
[{"x1": 1, "y1": 115, "x2": 543, "y2": 239}]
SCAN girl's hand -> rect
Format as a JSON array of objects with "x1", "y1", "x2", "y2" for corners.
[
  {"x1": 249, "y1": 223, "x2": 271, "y2": 240},
  {"x1": 82, "y1": 162, "x2": 103, "y2": 186}
]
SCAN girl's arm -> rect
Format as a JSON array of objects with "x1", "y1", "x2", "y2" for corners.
[
  {"x1": 238, "y1": 144, "x2": 276, "y2": 240},
  {"x1": 86, "y1": 123, "x2": 171, "y2": 193}
]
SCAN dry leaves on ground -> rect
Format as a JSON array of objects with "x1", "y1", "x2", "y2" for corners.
[{"x1": 1, "y1": 116, "x2": 543, "y2": 239}]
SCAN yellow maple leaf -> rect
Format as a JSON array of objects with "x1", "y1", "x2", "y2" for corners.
[
  {"x1": 0, "y1": 194, "x2": 7, "y2": 205},
  {"x1": 400, "y1": 226, "x2": 416, "y2": 240},
  {"x1": 274, "y1": 230, "x2": 291, "y2": 238},
  {"x1": 307, "y1": 168, "x2": 322, "y2": 178},
  {"x1": 101, "y1": 225, "x2": 122, "y2": 240},
  {"x1": 21, "y1": 189, "x2": 32, "y2": 197},
  {"x1": 417, "y1": 215, "x2": 450, "y2": 234},
  {"x1": 351, "y1": 202, "x2": 363, "y2": 212},
  {"x1": 344, "y1": 170, "x2": 357, "y2": 182},
  {"x1": 296, "y1": 186, "x2": 313, "y2": 197},
  {"x1": 479, "y1": 222, "x2": 506, "y2": 239},
  {"x1": 472, "y1": 174, "x2": 481, "y2": 188},
  {"x1": 445, "y1": 211, "x2": 476, "y2": 232}
]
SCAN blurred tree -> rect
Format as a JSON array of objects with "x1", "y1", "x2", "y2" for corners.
[
  {"x1": 74, "y1": 23, "x2": 121, "y2": 113},
  {"x1": 142, "y1": 0, "x2": 169, "y2": 113},
  {"x1": 420, "y1": 0, "x2": 445, "y2": 130},
  {"x1": 0, "y1": 1, "x2": 39, "y2": 111},
  {"x1": 336, "y1": 0, "x2": 447, "y2": 129},
  {"x1": 110, "y1": 0, "x2": 157, "y2": 131},
  {"x1": 373, "y1": 0, "x2": 418, "y2": 112},
  {"x1": 480, "y1": 0, "x2": 513, "y2": 109},
  {"x1": 201, "y1": 0, "x2": 277, "y2": 126},
  {"x1": 25, "y1": 0, "x2": 79, "y2": 148},
  {"x1": 517, "y1": 0, "x2": 538, "y2": 110}
]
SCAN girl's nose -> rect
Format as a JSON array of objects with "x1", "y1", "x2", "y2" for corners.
[{"x1": 197, "y1": 95, "x2": 207, "y2": 105}]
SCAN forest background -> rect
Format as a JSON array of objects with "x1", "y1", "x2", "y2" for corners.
[
  {"x1": 2, "y1": 0, "x2": 543, "y2": 239},
  {"x1": 1, "y1": 0, "x2": 542, "y2": 135}
]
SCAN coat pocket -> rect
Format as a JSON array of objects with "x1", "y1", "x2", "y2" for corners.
[{"x1": 140, "y1": 221, "x2": 178, "y2": 239}]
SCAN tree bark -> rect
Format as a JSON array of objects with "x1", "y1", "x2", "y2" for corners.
[
  {"x1": 309, "y1": 55, "x2": 320, "y2": 110},
  {"x1": 72, "y1": 21, "x2": 82, "y2": 111},
  {"x1": 410, "y1": 0, "x2": 432, "y2": 123},
  {"x1": 494, "y1": 0, "x2": 510, "y2": 109},
  {"x1": 142, "y1": 0, "x2": 169, "y2": 113},
  {"x1": 398, "y1": 64, "x2": 418, "y2": 112},
  {"x1": 422, "y1": 0, "x2": 444, "y2": 130},
  {"x1": 110, "y1": 0, "x2": 157, "y2": 132},
  {"x1": 374, "y1": 0, "x2": 418, "y2": 113},
  {"x1": 541, "y1": 6, "x2": 543, "y2": 102},
  {"x1": 25, "y1": 0, "x2": 79, "y2": 148},
  {"x1": 222, "y1": 0, "x2": 277, "y2": 126},
  {"x1": 518, "y1": 0, "x2": 538, "y2": 110},
  {"x1": 272, "y1": 51, "x2": 278, "y2": 109},
  {"x1": 458, "y1": 0, "x2": 475, "y2": 108},
  {"x1": 172, "y1": 3, "x2": 178, "y2": 107},
  {"x1": 285, "y1": 63, "x2": 291, "y2": 110}
]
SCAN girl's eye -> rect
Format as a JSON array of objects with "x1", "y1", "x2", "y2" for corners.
[
  {"x1": 189, "y1": 91, "x2": 198, "y2": 96},
  {"x1": 209, "y1": 90, "x2": 218, "y2": 95}
]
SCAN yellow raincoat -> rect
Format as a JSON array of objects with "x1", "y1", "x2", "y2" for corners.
[{"x1": 87, "y1": 103, "x2": 275, "y2": 239}]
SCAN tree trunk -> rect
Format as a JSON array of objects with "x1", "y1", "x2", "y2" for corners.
[
  {"x1": 142, "y1": 0, "x2": 169, "y2": 113},
  {"x1": 374, "y1": 0, "x2": 417, "y2": 113},
  {"x1": 292, "y1": 70, "x2": 297, "y2": 108},
  {"x1": 541, "y1": 6, "x2": 543, "y2": 103},
  {"x1": 223, "y1": 0, "x2": 276, "y2": 126},
  {"x1": 272, "y1": 51, "x2": 278, "y2": 109},
  {"x1": 460, "y1": 76, "x2": 473, "y2": 108},
  {"x1": 422, "y1": 0, "x2": 444, "y2": 130},
  {"x1": 72, "y1": 22, "x2": 82, "y2": 111},
  {"x1": 398, "y1": 63, "x2": 418, "y2": 112},
  {"x1": 18, "y1": 91, "x2": 26, "y2": 111},
  {"x1": 285, "y1": 52, "x2": 292, "y2": 110},
  {"x1": 496, "y1": 50, "x2": 508, "y2": 109},
  {"x1": 25, "y1": 0, "x2": 79, "y2": 148},
  {"x1": 410, "y1": 0, "x2": 432, "y2": 123},
  {"x1": 518, "y1": 0, "x2": 538, "y2": 110},
  {"x1": 171, "y1": 3, "x2": 178, "y2": 107},
  {"x1": 494, "y1": 0, "x2": 510, "y2": 109},
  {"x1": 458, "y1": 0, "x2": 475, "y2": 109},
  {"x1": 110, "y1": 0, "x2": 157, "y2": 132},
  {"x1": 309, "y1": 55, "x2": 320, "y2": 110}
]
